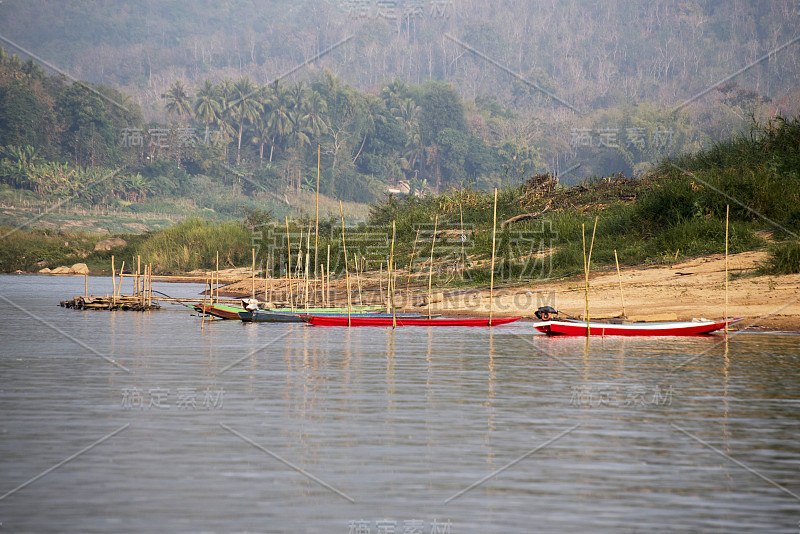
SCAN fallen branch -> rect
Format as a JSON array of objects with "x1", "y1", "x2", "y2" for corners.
[{"x1": 500, "y1": 202, "x2": 552, "y2": 228}]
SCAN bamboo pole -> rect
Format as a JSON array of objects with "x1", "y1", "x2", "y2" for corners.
[
  {"x1": 725, "y1": 204, "x2": 729, "y2": 333},
  {"x1": 202, "y1": 277, "x2": 209, "y2": 326},
  {"x1": 314, "y1": 144, "x2": 320, "y2": 300},
  {"x1": 427, "y1": 215, "x2": 438, "y2": 319},
  {"x1": 137, "y1": 255, "x2": 141, "y2": 298},
  {"x1": 111, "y1": 255, "x2": 116, "y2": 304},
  {"x1": 489, "y1": 189, "x2": 498, "y2": 324},
  {"x1": 320, "y1": 263, "x2": 325, "y2": 307},
  {"x1": 582, "y1": 217, "x2": 598, "y2": 336},
  {"x1": 339, "y1": 201, "x2": 352, "y2": 325},
  {"x1": 118, "y1": 261, "x2": 125, "y2": 297},
  {"x1": 326, "y1": 245, "x2": 331, "y2": 307},
  {"x1": 389, "y1": 220, "x2": 397, "y2": 328},
  {"x1": 285, "y1": 217, "x2": 294, "y2": 312},
  {"x1": 459, "y1": 198, "x2": 465, "y2": 277},
  {"x1": 304, "y1": 224, "x2": 311, "y2": 312},
  {"x1": 354, "y1": 255, "x2": 364, "y2": 308},
  {"x1": 614, "y1": 249, "x2": 626, "y2": 318},
  {"x1": 251, "y1": 248, "x2": 256, "y2": 300},
  {"x1": 267, "y1": 251, "x2": 273, "y2": 305},
  {"x1": 406, "y1": 227, "x2": 421, "y2": 300},
  {"x1": 379, "y1": 263, "x2": 384, "y2": 308},
  {"x1": 215, "y1": 251, "x2": 219, "y2": 304}
]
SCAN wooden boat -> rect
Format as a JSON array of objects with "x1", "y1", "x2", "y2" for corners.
[
  {"x1": 305, "y1": 316, "x2": 522, "y2": 327},
  {"x1": 240, "y1": 309, "x2": 437, "y2": 323},
  {"x1": 194, "y1": 303, "x2": 385, "y2": 320},
  {"x1": 533, "y1": 317, "x2": 742, "y2": 336},
  {"x1": 194, "y1": 303, "x2": 245, "y2": 320}
]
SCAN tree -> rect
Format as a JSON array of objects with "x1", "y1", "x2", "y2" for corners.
[
  {"x1": 163, "y1": 80, "x2": 193, "y2": 122},
  {"x1": 228, "y1": 77, "x2": 263, "y2": 166},
  {"x1": 193, "y1": 80, "x2": 221, "y2": 127}
]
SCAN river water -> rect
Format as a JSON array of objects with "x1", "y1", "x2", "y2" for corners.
[{"x1": 0, "y1": 274, "x2": 798, "y2": 533}]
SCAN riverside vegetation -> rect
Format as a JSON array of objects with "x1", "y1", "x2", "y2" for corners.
[{"x1": 4, "y1": 117, "x2": 798, "y2": 280}]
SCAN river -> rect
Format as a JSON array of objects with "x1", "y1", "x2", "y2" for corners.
[{"x1": 0, "y1": 274, "x2": 798, "y2": 533}]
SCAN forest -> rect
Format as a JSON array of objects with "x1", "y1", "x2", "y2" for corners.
[{"x1": 0, "y1": 1, "x2": 797, "y2": 218}]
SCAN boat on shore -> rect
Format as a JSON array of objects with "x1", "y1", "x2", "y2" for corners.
[
  {"x1": 240, "y1": 309, "x2": 437, "y2": 323},
  {"x1": 533, "y1": 317, "x2": 742, "y2": 336},
  {"x1": 194, "y1": 303, "x2": 386, "y2": 320},
  {"x1": 194, "y1": 303, "x2": 245, "y2": 320},
  {"x1": 305, "y1": 316, "x2": 521, "y2": 327}
]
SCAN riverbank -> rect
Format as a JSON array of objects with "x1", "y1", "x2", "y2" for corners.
[{"x1": 209, "y1": 250, "x2": 799, "y2": 332}]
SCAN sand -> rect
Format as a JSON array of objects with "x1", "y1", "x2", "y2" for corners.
[{"x1": 216, "y1": 250, "x2": 800, "y2": 332}]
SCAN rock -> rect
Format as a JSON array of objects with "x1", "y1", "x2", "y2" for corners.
[
  {"x1": 94, "y1": 237, "x2": 127, "y2": 251},
  {"x1": 71, "y1": 263, "x2": 90, "y2": 275},
  {"x1": 51, "y1": 266, "x2": 72, "y2": 274},
  {"x1": 39, "y1": 268, "x2": 52, "y2": 274},
  {"x1": 36, "y1": 260, "x2": 48, "y2": 268}
]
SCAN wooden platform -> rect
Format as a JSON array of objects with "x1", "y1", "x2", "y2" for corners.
[{"x1": 60, "y1": 296, "x2": 161, "y2": 311}]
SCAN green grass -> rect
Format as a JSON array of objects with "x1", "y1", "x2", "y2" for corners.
[{"x1": 762, "y1": 241, "x2": 800, "y2": 275}]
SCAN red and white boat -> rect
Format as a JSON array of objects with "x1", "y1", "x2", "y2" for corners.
[{"x1": 533, "y1": 317, "x2": 742, "y2": 336}]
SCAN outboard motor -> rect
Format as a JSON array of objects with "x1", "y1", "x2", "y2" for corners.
[
  {"x1": 242, "y1": 298, "x2": 260, "y2": 311},
  {"x1": 534, "y1": 306, "x2": 558, "y2": 321}
]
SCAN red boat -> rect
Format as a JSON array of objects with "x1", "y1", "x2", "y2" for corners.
[
  {"x1": 305, "y1": 316, "x2": 522, "y2": 327},
  {"x1": 533, "y1": 318, "x2": 742, "y2": 336}
]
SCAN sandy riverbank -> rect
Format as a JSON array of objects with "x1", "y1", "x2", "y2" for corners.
[{"x1": 213, "y1": 250, "x2": 799, "y2": 332}]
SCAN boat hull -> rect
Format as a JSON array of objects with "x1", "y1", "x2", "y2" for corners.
[
  {"x1": 194, "y1": 304, "x2": 244, "y2": 320},
  {"x1": 533, "y1": 318, "x2": 742, "y2": 336},
  {"x1": 306, "y1": 316, "x2": 521, "y2": 327},
  {"x1": 240, "y1": 310, "x2": 437, "y2": 323}
]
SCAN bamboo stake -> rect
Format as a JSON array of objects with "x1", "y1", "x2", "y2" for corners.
[
  {"x1": 304, "y1": 224, "x2": 311, "y2": 312},
  {"x1": 427, "y1": 215, "x2": 438, "y2": 319},
  {"x1": 326, "y1": 245, "x2": 331, "y2": 307},
  {"x1": 251, "y1": 248, "x2": 256, "y2": 300},
  {"x1": 614, "y1": 249, "x2": 626, "y2": 318},
  {"x1": 339, "y1": 201, "x2": 352, "y2": 325},
  {"x1": 354, "y1": 255, "x2": 364, "y2": 308},
  {"x1": 137, "y1": 255, "x2": 141, "y2": 298},
  {"x1": 389, "y1": 220, "x2": 397, "y2": 328},
  {"x1": 215, "y1": 251, "x2": 219, "y2": 305},
  {"x1": 320, "y1": 263, "x2": 325, "y2": 307},
  {"x1": 285, "y1": 217, "x2": 294, "y2": 312},
  {"x1": 203, "y1": 277, "x2": 210, "y2": 325},
  {"x1": 379, "y1": 263, "x2": 384, "y2": 308},
  {"x1": 489, "y1": 188, "x2": 498, "y2": 324},
  {"x1": 406, "y1": 226, "x2": 421, "y2": 300},
  {"x1": 314, "y1": 144, "x2": 321, "y2": 301},
  {"x1": 111, "y1": 255, "x2": 116, "y2": 304},
  {"x1": 459, "y1": 198, "x2": 465, "y2": 277},
  {"x1": 725, "y1": 204, "x2": 729, "y2": 333},
  {"x1": 118, "y1": 261, "x2": 125, "y2": 297},
  {"x1": 267, "y1": 251, "x2": 273, "y2": 305},
  {"x1": 582, "y1": 217, "x2": 599, "y2": 336}
]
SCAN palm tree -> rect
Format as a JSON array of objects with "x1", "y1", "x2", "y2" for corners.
[
  {"x1": 265, "y1": 82, "x2": 293, "y2": 163},
  {"x1": 193, "y1": 81, "x2": 221, "y2": 127},
  {"x1": 303, "y1": 90, "x2": 328, "y2": 140},
  {"x1": 229, "y1": 78, "x2": 263, "y2": 165},
  {"x1": 163, "y1": 80, "x2": 193, "y2": 121}
]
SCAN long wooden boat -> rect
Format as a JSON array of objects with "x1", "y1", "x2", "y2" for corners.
[
  {"x1": 240, "y1": 310, "x2": 438, "y2": 323},
  {"x1": 194, "y1": 303, "x2": 245, "y2": 320},
  {"x1": 533, "y1": 318, "x2": 742, "y2": 336},
  {"x1": 305, "y1": 316, "x2": 521, "y2": 327},
  {"x1": 195, "y1": 304, "x2": 385, "y2": 320}
]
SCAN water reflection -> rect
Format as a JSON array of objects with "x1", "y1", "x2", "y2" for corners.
[{"x1": 0, "y1": 275, "x2": 798, "y2": 532}]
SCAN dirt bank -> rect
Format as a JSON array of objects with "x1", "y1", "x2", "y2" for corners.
[{"x1": 215, "y1": 250, "x2": 799, "y2": 332}]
